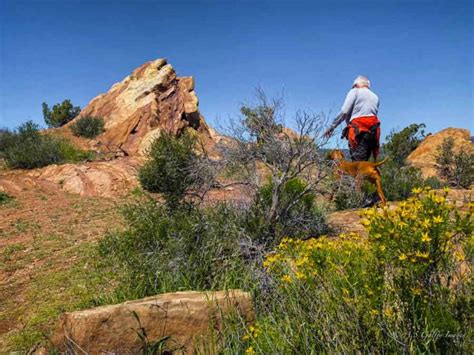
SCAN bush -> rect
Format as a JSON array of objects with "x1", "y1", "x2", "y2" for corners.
[
  {"x1": 42, "y1": 99, "x2": 81, "y2": 128},
  {"x1": 247, "y1": 178, "x2": 330, "y2": 244},
  {"x1": 70, "y1": 116, "x2": 105, "y2": 138},
  {"x1": 436, "y1": 137, "x2": 474, "y2": 188},
  {"x1": 0, "y1": 121, "x2": 94, "y2": 169},
  {"x1": 226, "y1": 188, "x2": 473, "y2": 353},
  {"x1": 98, "y1": 198, "x2": 253, "y2": 300},
  {"x1": 332, "y1": 175, "x2": 366, "y2": 210},
  {"x1": 138, "y1": 132, "x2": 205, "y2": 207},
  {"x1": 381, "y1": 160, "x2": 442, "y2": 201}
]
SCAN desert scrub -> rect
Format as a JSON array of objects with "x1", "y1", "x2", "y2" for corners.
[
  {"x1": 247, "y1": 177, "x2": 330, "y2": 244},
  {"x1": 0, "y1": 121, "x2": 94, "y2": 169},
  {"x1": 70, "y1": 115, "x2": 105, "y2": 138},
  {"x1": 98, "y1": 197, "x2": 254, "y2": 300},
  {"x1": 436, "y1": 137, "x2": 474, "y2": 188},
  {"x1": 228, "y1": 188, "x2": 473, "y2": 353}
]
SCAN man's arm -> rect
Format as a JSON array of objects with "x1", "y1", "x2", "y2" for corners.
[{"x1": 324, "y1": 89, "x2": 356, "y2": 137}]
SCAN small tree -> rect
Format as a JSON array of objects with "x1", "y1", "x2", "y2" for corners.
[
  {"x1": 221, "y1": 89, "x2": 330, "y2": 244},
  {"x1": 42, "y1": 99, "x2": 81, "y2": 128},
  {"x1": 383, "y1": 123, "x2": 426, "y2": 167},
  {"x1": 436, "y1": 137, "x2": 474, "y2": 188}
]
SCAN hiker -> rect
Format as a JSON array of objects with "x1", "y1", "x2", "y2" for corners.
[{"x1": 324, "y1": 75, "x2": 381, "y2": 161}]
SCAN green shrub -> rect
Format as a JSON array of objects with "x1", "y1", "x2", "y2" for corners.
[
  {"x1": 332, "y1": 175, "x2": 366, "y2": 210},
  {"x1": 70, "y1": 116, "x2": 105, "y2": 139},
  {"x1": 98, "y1": 198, "x2": 253, "y2": 300},
  {"x1": 383, "y1": 123, "x2": 426, "y2": 167},
  {"x1": 138, "y1": 132, "x2": 201, "y2": 207},
  {"x1": 225, "y1": 189, "x2": 473, "y2": 353},
  {"x1": 0, "y1": 121, "x2": 94, "y2": 169},
  {"x1": 436, "y1": 137, "x2": 474, "y2": 188},
  {"x1": 379, "y1": 123, "x2": 442, "y2": 201},
  {"x1": 0, "y1": 191, "x2": 13, "y2": 205},
  {"x1": 42, "y1": 99, "x2": 81, "y2": 128},
  {"x1": 247, "y1": 178, "x2": 330, "y2": 244},
  {"x1": 381, "y1": 160, "x2": 442, "y2": 201}
]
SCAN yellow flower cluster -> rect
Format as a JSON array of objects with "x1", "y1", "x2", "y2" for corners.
[{"x1": 264, "y1": 233, "x2": 369, "y2": 285}]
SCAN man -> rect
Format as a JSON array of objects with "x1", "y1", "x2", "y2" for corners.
[{"x1": 324, "y1": 75, "x2": 381, "y2": 161}]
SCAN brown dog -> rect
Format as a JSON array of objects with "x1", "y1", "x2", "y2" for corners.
[{"x1": 328, "y1": 149, "x2": 387, "y2": 206}]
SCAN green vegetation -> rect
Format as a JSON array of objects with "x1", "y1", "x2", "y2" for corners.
[
  {"x1": 224, "y1": 188, "x2": 473, "y2": 353},
  {"x1": 381, "y1": 123, "x2": 442, "y2": 201},
  {"x1": 70, "y1": 115, "x2": 105, "y2": 138},
  {"x1": 436, "y1": 137, "x2": 474, "y2": 188},
  {"x1": 0, "y1": 191, "x2": 13, "y2": 205},
  {"x1": 0, "y1": 121, "x2": 94, "y2": 169},
  {"x1": 42, "y1": 99, "x2": 81, "y2": 128},
  {"x1": 138, "y1": 131, "x2": 204, "y2": 208}
]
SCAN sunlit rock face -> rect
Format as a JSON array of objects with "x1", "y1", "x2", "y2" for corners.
[
  {"x1": 65, "y1": 58, "x2": 210, "y2": 156},
  {"x1": 407, "y1": 128, "x2": 473, "y2": 178}
]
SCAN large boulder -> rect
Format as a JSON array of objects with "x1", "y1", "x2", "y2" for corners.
[
  {"x1": 62, "y1": 58, "x2": 211, "y2": 156},
  {"x1": 407, "y1": 128, "x2": 473, "y2": 178},
  {"x1": 51, "y1": 290, "x2": 254, "y2": 353}
]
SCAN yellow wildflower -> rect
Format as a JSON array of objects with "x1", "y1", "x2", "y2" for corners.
[
  {"x1": 246, "y1": 346, "x2": 255, "y2": 354},
  {"x1": 415, "y1": 251, "x2": 429, "y2": 259},
  {"x1": 281, "y1": 275, "x2": 293, "y2": 283},
  {"x1": 412, "y1": 187, "x2": 423, "y2": 194},
  {"x1": 421, "y1": 232, "x2": 432, "y2": 243},
  {"x1": 370, "y1": 309, "x2": 379, "y2": 316},
  {"x1": 411, "y1": 287, "x2": 422, "y2": 295},
  {"x1": 295, "y1": 271, "x2": 306, "y2": 280},
  {"x1": 398, "y1": 253, "x2": 407, "y2": 261},
  {"x1": 384, "y1": 307, "x2": 395, "y2": 317},
  {"x1": 379, "y1": 245, "x2": 386, "y2": 252},
  {"x1": 421, "y1": 218, "x2": 431, "y2": 228},
  {"x1": 433, "y1": 215, "x2": 443, "y2": 224},
  {"x1": 454, "y1": 251, "x2": 465, "y2": 262}
]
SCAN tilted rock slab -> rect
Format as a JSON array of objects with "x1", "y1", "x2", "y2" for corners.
[
  {"x1": 407, "y1": 127, "x2": 473, "y2": 178},
  {"x1": 52, "y1": 290, "x2": 254, "y2": 353},
  {"x1": 63, "y1": 58, "x2": 211, "y2": 156},
  {"x1": 0, "y1": 157, "x2": 142, "y2": 197}
]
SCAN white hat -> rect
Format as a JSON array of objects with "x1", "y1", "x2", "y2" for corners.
[{"x1": 353, "y1": 75, "x2": 370, "y2": 88}]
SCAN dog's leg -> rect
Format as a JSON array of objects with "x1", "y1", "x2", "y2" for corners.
[{"x1": 374, "y1": 173, "x2": 386, "y2": 206}]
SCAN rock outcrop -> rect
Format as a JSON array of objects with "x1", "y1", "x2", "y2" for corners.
[
  {"x1": 407, "y1": 128, "x2": 473, "y2": 178},
  {"x1": 62, "y1": 58, "x2": 211, "y2": 156},
  {"x1": 52, "y1": 290, "x2": 254, "y2": 354},
  {"x1": 0, "y1": 58, "x2": 216, "y2": 198},
  {"x1": 0, "y1": 158, "x2": 141, "y2": 198}
]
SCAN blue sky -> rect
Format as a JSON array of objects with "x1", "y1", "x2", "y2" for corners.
[{"x1": 1, "y1": 0, "x2": 473, "y2": 143}]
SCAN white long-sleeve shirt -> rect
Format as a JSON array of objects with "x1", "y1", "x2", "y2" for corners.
[{"x1": 330, "y1": 87, "x2": 379, "y2": 130}]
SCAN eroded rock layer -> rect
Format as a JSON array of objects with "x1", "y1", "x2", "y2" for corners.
[{"x1": 64, "y1": 58, "x2": 210, "y2": 156}]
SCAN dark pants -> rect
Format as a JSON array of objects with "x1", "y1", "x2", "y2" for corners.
[{"x1": 350, "y1": 131, "x2": 377, "y2": 161}]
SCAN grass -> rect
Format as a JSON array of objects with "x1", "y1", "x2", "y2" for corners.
[{"x1": 0, "y1": 192, "x2": 123, "y2": 352}]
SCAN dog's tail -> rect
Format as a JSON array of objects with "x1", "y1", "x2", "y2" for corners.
[{"x1": 374, "y1": 157, "x2": 389, "y2": 167}]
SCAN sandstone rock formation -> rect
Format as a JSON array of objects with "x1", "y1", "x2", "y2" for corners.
[
  {"x1": 0, "y1": 58, "x2": 216, "y2": 198},
  {"x1": 62, "y1": 58, "x2": 211, "y2": 156},
  {"x1": 52, "y1": 290, "x2": 254, "y2": 354},
  {"x1": 407, "y1": 128, "x2": 473, "y2": 178},
  {"x1": 0, "y1": 158, "x2": 142, "y2": 198}
]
